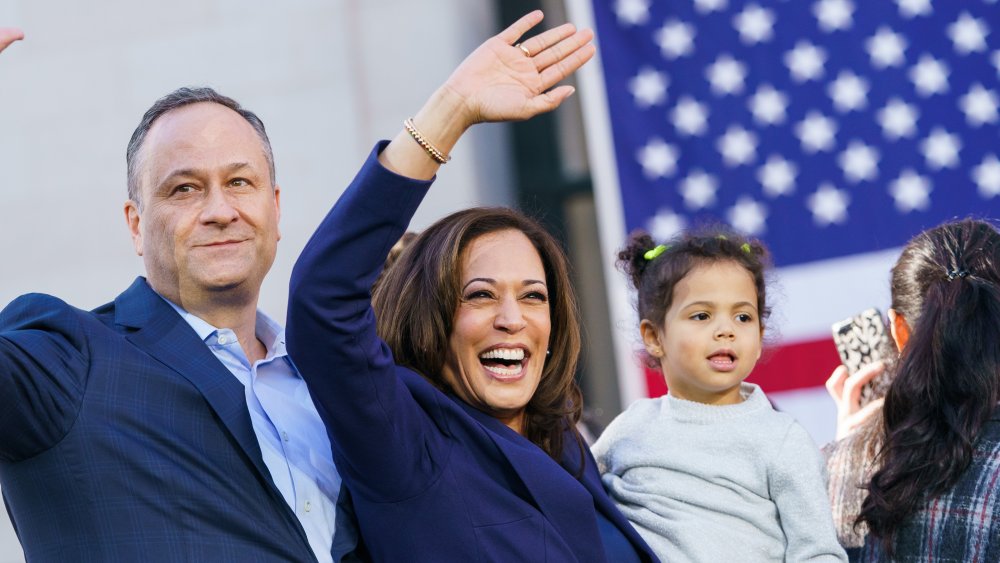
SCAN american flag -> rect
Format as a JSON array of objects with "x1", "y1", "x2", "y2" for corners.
[{"x1": 566, "y1": 0, "x2": 1000, "y2": 442}]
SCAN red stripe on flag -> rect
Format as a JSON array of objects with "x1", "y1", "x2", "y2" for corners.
[{"x1": 643, "y1": 337, "x2": 842, "y2": 397}]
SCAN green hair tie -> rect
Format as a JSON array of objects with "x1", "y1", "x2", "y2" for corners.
[
  {"x1": 717, "y1": 234, "x2": 728, "y2": 241},
  {"x1": 644, "y1": 244, "x2": 669, "y2": 261},
  {"x1": 741, "y1": 242, "x2": 752, "y2": 254}
]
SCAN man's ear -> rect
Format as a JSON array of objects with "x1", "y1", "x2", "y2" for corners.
[
  {"x1": 125, "y1": 200, "x2": 143, "y2": 256},
  {"x1": 640, "y1": 319, "x2": 664, "y2": 358},
  {"x1": 273, "y1": 185, "x2": 282, "y2": 242},
  {"x1": 888, "y1": 308, "x2": 911, "y2": 352}
]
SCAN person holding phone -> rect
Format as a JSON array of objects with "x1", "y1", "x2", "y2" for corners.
[
  {"x1": 826, "y1": 219, "x2": 1000, "y2": 561},
  {"x1": 824, "y1": 310, "x2": 893, "y2": 554}
]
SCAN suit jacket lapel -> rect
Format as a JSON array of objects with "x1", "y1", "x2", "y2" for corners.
[
  {"x1": 459, "y1": 401, "x2": 604, "y2": 563},
  {"x1": 112, "y1": 278, "x2": 275, "y2": 492}
]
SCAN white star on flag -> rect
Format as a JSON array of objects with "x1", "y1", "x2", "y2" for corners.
[
  {"x1": 585, "y1": 0, "x2": 1000, "y2": 437},
  {"x1": 948, "y1": 12, "x2": 989, "y2": 55},
  {"x1": 839, "y1": 141, "x2": 880, "y2": 182},
  {"x1": 910, "y1": 55, "x2": 950, "y2": 96},
  {"x1": 648, "y1": 208, "x2": 687, "y2": 241},
  {"x1": 727, "y1": 197, "x2": 768, "y2": 235},
  {"x1": 655, "y1": 20, "x2": 696, "y2": 59},
  {"x1": 733, "y1": 4, "x2": 776, "y2": 45},
  {"x1": 814, "y1": 0, "x2": 854, "y2": 32},
  {"x1": 866, "y1": 27, "x2": 908, "y2": 68},
  {"x1": 807, "y1": 184, "x2": 850, "y2": 225},
  {"x1": 785, "y1": 41, "x2": 828, "y2": 82},
  {"x1": 614, "y1": 0, "x2": 651, "y2": 26},
  {"x1": 749, "y1": 85, "x2": 788, "y2": 125},
  {"x1": 637, "y1": 138, "x2": 679, "y2": 178},
  {"x1": 717, "y1": 125, "x2": 758, "y2": 166},
  {"x1": 889, "y1": 169, "x2": 932, "y2": 212},
  {"x1": 679, "y1": 171, "x2": 719, "y2": 209},
  {"x1": 796, "y1": 111, "x2": 838, "y2": 152},
  {"x1": 828, "y1": 71, "x2": 869, "y2": 112},
  {"x1": 895, "y1": 0, "x2": 931, "y2": 18},
  {"x1": 706, "y1": 54, "x2": 747, "y2": 95},
  {"x1": 758, "y1": 155, "x2": 798, "y2": 197},
  {"x1": 921, "y1": 128, "x2": 962, "y2": 169},
  {"x1": 694, "y1": 0, "x2": 728, "y2": 14},
  {"x1": 959, "y1": 84, "x2": 999, "y2": 127},
  {"x1": 671, "y1": 97, "x2": 710, "y2": 136},
  {"x1": 877, "y1": 98, "x2": 919, "y2": 139},
  {"x1": 629, "y1": 68, "x2": 668, "y2": 108},
  {"x1": 972, "y1": 155, "x2": 1000, "y2": 198}
]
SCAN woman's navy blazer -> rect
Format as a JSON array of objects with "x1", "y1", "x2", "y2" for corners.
[{"x1": 287, "y1": 143, "x2": 658, "y2": 563}]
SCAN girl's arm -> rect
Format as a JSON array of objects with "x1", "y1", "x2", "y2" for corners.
[{"x1": 771, "y1": 422, "x2": 850, "y2": 562}]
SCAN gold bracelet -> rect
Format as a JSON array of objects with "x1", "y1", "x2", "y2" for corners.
[{"x1": 403, "y1": 118, "x2": 451, "y2": 164}]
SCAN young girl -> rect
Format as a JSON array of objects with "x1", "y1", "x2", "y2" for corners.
[{"x1": 592, "y1": 229, "x2": 846, "y2": 562}]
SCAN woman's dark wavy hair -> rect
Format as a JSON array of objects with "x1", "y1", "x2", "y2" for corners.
[
  {"x1": 858, "y1": 219, "x2": 1000, "y2": 553},
  {"x1": 616, "y1": 227, "x2": 772, "y2": 368},
  {"x1": 371, "y1": 207, "x2": 585, "y2": 467}
]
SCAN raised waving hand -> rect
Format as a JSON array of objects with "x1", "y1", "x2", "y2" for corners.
[
  {"x1": 379, "y1": 11, "x2": 595, "y2": 179},
  {"x1": 0, "y1": 28, "x2": 24, "y2": 55}
]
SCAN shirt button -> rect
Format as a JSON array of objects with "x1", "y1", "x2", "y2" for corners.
[
  {"x1": 282, "y1": 431, "x2": 289, "y2": 442},
  {"x1": 304, "y1": 500, "x2": 312, "y2": 512},
  {"x1": 218, "y1": 335, "x2": 229, "y2": 345}
]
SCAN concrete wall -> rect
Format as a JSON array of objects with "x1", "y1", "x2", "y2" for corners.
[{"x1": 0, "y1": 1, "x2": 517, "y2": 559}]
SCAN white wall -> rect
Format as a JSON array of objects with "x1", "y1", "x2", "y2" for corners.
[{"x1": 0, "y1": 1, "x2": 516, "y2": 559}]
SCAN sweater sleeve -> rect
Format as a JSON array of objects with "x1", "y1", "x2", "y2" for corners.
[{"x1": 770, "y1": 421, "x2": 849, "y2": 562}]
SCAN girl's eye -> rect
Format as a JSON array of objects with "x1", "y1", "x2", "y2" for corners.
[
  {"x1": 691, "y1": 312, "x2": 710, "y2": 321},
  {"x1": 736, "y1": 313, "x2": 754, "y2": 323}
]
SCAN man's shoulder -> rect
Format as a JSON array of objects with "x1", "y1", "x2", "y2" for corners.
[{"x1": 0, "y1": 279, "x2": 153, "y2": 333}]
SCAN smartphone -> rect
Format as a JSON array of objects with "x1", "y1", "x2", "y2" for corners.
[{"x1": 831, "y1": 308, "x2": 893, "y2": 407}]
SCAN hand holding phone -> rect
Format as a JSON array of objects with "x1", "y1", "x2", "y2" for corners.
[{"x1": 831, "y1": 308, "x2": 893, "y2": 407}]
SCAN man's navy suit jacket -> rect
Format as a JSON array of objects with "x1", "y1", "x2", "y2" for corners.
[{"x1": 0, "y1": 279, "x2": 349, "y2": 562}]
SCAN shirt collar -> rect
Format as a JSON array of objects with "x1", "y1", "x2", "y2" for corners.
[{"x1": 159, "y1": 294, "x2": 288, "y2": 360}]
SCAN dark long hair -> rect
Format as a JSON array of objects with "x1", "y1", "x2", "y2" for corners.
[
  {"x1": 858, "y1": 219, "x2": 1000, "y2": 552},
  {"x1": 371, "y1": 207, "x2": 584, "y2": 466}
]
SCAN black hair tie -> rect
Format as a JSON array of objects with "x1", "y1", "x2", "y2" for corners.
[{"x1": 946, "y1": 268, "x2": 970, "y2": 281}]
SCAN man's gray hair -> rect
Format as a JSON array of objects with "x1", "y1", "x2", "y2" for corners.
[{"x1": 126, "y1": 87, "x2": 276, "y2": 207}]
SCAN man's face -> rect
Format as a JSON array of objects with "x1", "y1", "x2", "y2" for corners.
[{"x1": 125, "y1": 102, "x2": 281, "y2": 308}]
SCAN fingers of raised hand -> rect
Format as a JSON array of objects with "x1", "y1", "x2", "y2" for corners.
[
  {"x1": 825, "y1": 365, "x2": 849, "y2": 405},
  {"x1": 516, "y1": 22, "x2": 578, "y2": 63},
  {"x1": 0, "y1": 28, "x2": 25, "y2": 54},
  {"x1": 498, "y1": 10, "x2": 545, "y2": 46},
  {"x1": 523, "y1": 84, "x2": 576, "y2": 115},
  {"x1": 535, "y1": 30, "x2": 595, "y2": 86},
  {"x1": 841, "y1": 360, "x2": 885, "y2": 409}
]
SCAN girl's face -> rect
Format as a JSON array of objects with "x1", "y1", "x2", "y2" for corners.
[{"x1": 640, "y1": 261, "x2": 763, "y2": 405}]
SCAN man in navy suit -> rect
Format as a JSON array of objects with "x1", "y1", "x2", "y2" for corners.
[{"x1": 0, "y1": 30, "x2": 356, "y2": 562}]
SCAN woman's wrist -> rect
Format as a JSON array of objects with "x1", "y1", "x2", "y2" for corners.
[{"x1": 378, "y1": 86, "x2": 475, "y2": 180}]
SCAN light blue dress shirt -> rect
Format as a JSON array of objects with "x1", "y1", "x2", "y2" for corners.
[{"x1": 164, "y1": 299, "x2": 340, "y2": 563}]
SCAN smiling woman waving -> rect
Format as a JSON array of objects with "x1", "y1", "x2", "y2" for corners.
[{"x1": 286, "y1": 11, "x2": 657, "y2": 563}]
